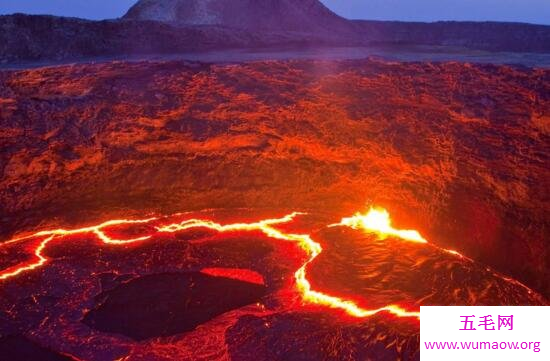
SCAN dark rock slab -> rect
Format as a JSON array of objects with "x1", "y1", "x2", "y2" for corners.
[
  {"x1": 83, "y1": 272, "x2": 267, "y2": 341},
  {"x1": 226, "y1": 313, "x2": 419, "y2": 361},
  {"x1": 0, "y1": 335, "x2": 74, "y2": 361}
]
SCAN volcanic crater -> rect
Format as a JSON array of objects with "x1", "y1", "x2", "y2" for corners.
[{"x1": 0, "y1": 59, "x2": 548, "y2": 360}]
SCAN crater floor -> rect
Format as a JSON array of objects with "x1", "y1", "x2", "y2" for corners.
[
  {"x1": 0, "y1": 209, "x2": 546, "y2": 360},
  {"x1": 0, "y1": 59, "x2": 548, "y2": 360}
]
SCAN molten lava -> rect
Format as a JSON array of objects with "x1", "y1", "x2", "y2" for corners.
[
  {"x1": 0, "y1": 206, "x2": 533, "y2": 321},
  {"x1": 334, "y1": 207, "x2": 427, "y2": 244},
  {"x1": 0, "y1": 218, "x2": 156, "y2": 280},
  {"x1": 334, "y1": 207, "x2": 470, "y2": 260}
]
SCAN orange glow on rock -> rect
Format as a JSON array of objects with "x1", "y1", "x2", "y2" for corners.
[
  {"x1": 334, "y1": 207, "x2": 470, "y2": 259},
  {"x1": 0, "y1": 218, "x2": 156, "y2": 281},
  {"x1": 0, "y1": 235, "x2": 54, "y2": 280},
  {"x1": 0, "y1": 208, "x2": 467, "y2": 320},
  {"x1": 334, "y1": 207, "x2": 428, "y2": 244},
  {"x1": 155, "y1": 213, "x2": 420, "y2": 319},
  {"x1": 200, "y1": 268, "x2": 266, "y2": 286}
]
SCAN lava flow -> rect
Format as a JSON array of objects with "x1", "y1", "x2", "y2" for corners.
[
  {"x1": 0, "y1": 207, "x2": 522, "y2": 321},
  {"x1": 334, "y1": 207, "x2": 427, "y2": 244},
  {"x1": 0, "y1": 218, "x2": 156, "y2": 280},
  {"x1": 333, "y1": 207, "x2": 467, "y2": 258}
]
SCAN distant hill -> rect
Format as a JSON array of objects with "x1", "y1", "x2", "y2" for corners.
[
  {"x1": 1, "y1": 0, "x2": 550, "y2": 64},
  {"x1": 0, "y1": 14, "x2": 350, "y2": 64},
  {"x1": 0, "y1": 14, "x2": 250, "y2": 63},
  {"x1": 123, "y1": 0, "x2": 352, "y2": 34},
  {"x1": 355, "y1": 20, "x2": 550, "y2": 53}
]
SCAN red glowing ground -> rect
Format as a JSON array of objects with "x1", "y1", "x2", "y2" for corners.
[
  {"x1": 1, "y1": 210, "x2": 422, "y2": 318},
  {"x1": 0, "y1": 59, "x2": 548, "y2": 360},
  {"x1": 0, "y1": 208, "x2": 546, "y2": 360}
]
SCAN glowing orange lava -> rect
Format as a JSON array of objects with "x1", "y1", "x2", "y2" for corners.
[
  {"x1": 333, "y1": 207, "x2": 469, "y2": 259},
  {"x1": 0, "y1": 207, "x2": 475, "y2": 320},
  {"x1": 0, "y1": 218, "x2": 156, "y2": 280},
  {"x1": 155, "y1": 214, "x2": 420, "y2": 318},
  {"x1": 200, "y1": 268, "x2": 265, "y2": 286},
  {"x1": 334, "y1": 207, "x2": 427, "y2": 243}
]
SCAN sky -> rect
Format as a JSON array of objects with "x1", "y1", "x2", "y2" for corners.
[{"x1": 0, "y1": 0, "x2": 549, "y2": 25}]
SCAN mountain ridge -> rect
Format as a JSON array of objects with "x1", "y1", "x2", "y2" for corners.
[
  {"x1": 123, "y1": 0, "x2": 351, "y2": 33},
  {"x1": 1, "y1": 0, "x2": 550, "y2": 64}
]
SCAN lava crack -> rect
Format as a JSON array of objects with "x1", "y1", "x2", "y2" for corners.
[{"x1": 0, "y1": 207, "x2": 534, "y2": 320}]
